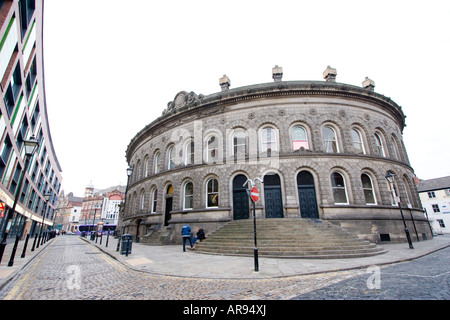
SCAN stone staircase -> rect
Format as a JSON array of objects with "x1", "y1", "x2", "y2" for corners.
[
  {"x1": 141, "y1": 226, "x2": 171, "y2": 245},
  {"x1": 193, "y1": 218, "x2": 387, "y2": 259}
]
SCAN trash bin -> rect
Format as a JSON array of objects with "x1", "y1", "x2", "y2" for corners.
[
  {"x1": 121, "y1": 234, "x2": 133, "y2": 256},
  {"x1": 90, "y1": 232, "x2": 95, "y2": 241}
]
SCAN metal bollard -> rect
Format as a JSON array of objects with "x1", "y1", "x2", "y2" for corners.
[
  {"x1": 7, "y1": 235, "x2": 20, "y2": 267},
  {"x1": 21, "y1": 234, "x2": 30, "y2": 258}
]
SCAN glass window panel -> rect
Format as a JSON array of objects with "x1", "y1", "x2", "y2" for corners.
[
  {"x1": 323, "y1": 126, "x2": 338, "y2": 153},
  {"x1": 292, "y1": 126, "x2": 308, "y2": 150},
  {"x1": 351, "y1": 129, "x2": 365, "y2": 154},
  {"x1": 331, "y1": 172, "x2": 348, "y2": 204}
]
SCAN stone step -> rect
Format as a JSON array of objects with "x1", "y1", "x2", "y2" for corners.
[{"x1": 193, "y1": 218, "x2": 386, "y2": 259}]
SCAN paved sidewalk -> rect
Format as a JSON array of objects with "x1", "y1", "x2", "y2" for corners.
[
  {"x1": 85, "y1": 234, "x2": 450, "y2": 279},
  {"x1": 0, "y1": 236, "x2": 54, "y2": 290}
]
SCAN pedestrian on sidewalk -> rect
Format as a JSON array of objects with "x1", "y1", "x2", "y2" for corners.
[
  {"x1": 192, "y1": 227, "x2": 206, "y2": 247},
  {"x1": 181, "y1": 224, "x2": 193, "y2": 252}
]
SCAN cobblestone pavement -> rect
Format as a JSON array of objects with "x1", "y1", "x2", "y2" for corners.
[
  {"x1": 293, "y1": 246, "x2": 450, "y2": 300},
  {"x1": 2, "y1": 236, "x2": 449, "y2": 301},
  {"x1": 1, "y1": 236, "x2": 367, "y2": 300}
]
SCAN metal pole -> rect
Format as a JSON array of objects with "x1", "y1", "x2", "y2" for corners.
[
  {"x1": 21, "y1": 233, "x2": 30, "y2": 258},
  {"x1": 407, "y1": 206, "x2": 419, "y2": 242},
  {"x1": 393, "y1": 184, "x2": 414, "y2": 249},
  {"x1": 253, "y1": 199, "x2": 259, "y2": 272},
  {"x1": 0, "y1": 154, "x2": 33, "y2": 263},
  {"x1": 31, "y1": 231, "x2": 38, "y2": 251},
  {"x1": 424, "y1": 209, "x2": 434, "y2": 237},
  {"x1": 7, "y1": 235, "x2": 20, "y2": 266}
]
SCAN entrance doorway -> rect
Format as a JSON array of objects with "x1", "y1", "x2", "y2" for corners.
[
  {"x1": 297, "y1": 171, "x2": 319, "y2": 218},
  {"x1": 264, "y1": 173, "x2": 284, "y2": 218},
  {"x1": 233, "y1": 174, "x2": 250, "y2": 220},
  {"x1": 164, "y1": 185, "x2": 173, "y2": 226}
]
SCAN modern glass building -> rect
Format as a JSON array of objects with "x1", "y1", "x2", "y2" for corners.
[{"x1": 0, "y1": 0, "x2": 62, "y2": 241}]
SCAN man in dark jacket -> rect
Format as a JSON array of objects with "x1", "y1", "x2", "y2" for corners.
[
  {"x1": 181, "y1": 224, "x2": 193, "y2": 252},
  {"x1": 192, "y1": 227, "x2": 206, "y2": 246}
]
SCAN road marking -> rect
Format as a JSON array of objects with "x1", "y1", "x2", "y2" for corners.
[{"x1": 4, "y1": 250, "x2": 48, "y2": 300}]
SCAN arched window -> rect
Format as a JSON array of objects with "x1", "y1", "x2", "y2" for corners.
[
  {"x1": 144, "y1": 156, "x2": 150, "y2": 177},
  {"x1": 331, "y1": 172, "x2": 348, "y2": 204},
  {"x1": 154, "y1": 152, "x2": 161, "y2": 174},
  {"x1": 135, "y1": 160, "x2": 141, "y2": 181},
  {"x1": 351, "y1": 129, "x2": 365, "y2": 154},
  {"x1": 402, "y1": 177, "x2": 412, "y2": 206},
  {"x1": 322, "y1": 126, "x2": 339, "y2": 153},
  {"x1": 206, "y1": 135, "x2": 219, "y2": 163},
  {"x1": 261, "y1": 127, "x2": 278, "y2": 152},
  {"x1": 206, "y1": 178, "x2": 219, "y2": 208},
  {"x1": 233, "y1": 131, "x2": 246, "y2": 157},
  {"x1": 391, "y1": 135, "x2": 400, "y2": 160},
  {"x1": 374, "y1": 133, "x2": 385, "y2": 157},
  {"x1": 185, "y1": 141, "x2": 194, "y2": 165},
  {"x1": 361, "y1": 173, "x2": 376, "y2": 204},
  {"x1": 167, "y1": 146, "x2": 175, "y2": 170},
  {"x1": 292, "y1": 126, "x2": 309, "y2": 150},
  {"x1": 140, "y1": 191, "x2": 146, "y2": 210},
  {"x1": 150, "y1": 188, "x2": 158, "y2": 213},
  {"x1": 184, "y1": 182, "x2": 193, "y2": 210}
]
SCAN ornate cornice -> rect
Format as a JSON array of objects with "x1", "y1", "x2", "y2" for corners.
[{"x1": 126, "y1": 81, "x2": 406, "y2": 161}]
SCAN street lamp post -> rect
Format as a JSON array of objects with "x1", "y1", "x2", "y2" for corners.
[
  {"x1": 37, "y1": 193, "x2": 52, "y2": 248},
  {"x1": 385, "y1": 172, "x2": 414, "y2": 249},
  {"x1": 243, "y1": 177, "x2": 263, "y2": 272},
  {"x1": 0, "y1": 135, "x2": 39, "y2": 265},
  {"x1": 117, "y1": 166, "x2": 133, "y2": 252}
]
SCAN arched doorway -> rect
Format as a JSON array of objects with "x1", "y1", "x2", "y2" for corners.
[
  {"x1": 164, "y1": 185, "x2": 173, "y2": 226},
  {"x1": 136, "y1": 218, "x2": 142, "y2": 242},
  {"x1": 264, "y1": 173, "x2": 284, "y2": 218},
  {"x1": 233, "y1": 174, "x2": 250, "y2": 220},
  {"x1": 297, "y1": 171, "x2": 319, "y2": 218}
]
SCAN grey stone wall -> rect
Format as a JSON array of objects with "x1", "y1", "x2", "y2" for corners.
[{"x1": 123, "y1": 81, "x2": 429, "y2": 244}]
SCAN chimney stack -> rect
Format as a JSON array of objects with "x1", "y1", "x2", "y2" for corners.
[
  {"x1": 272, "y1": 65, "x2": 283, "y2": 82},
  {"x1": 219, "y1": 74, "x2": 230, "y2": 91},
  {"x1": 362, "y1": 77, "x2": 375, "y2": 91},
  {"x1": 323, "y1": 66, "x2": 337, "y2": 82}
]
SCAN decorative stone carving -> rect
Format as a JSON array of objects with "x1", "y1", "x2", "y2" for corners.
[{"x1": 163, "y1": 91, "x2": 204, "y2": 115}]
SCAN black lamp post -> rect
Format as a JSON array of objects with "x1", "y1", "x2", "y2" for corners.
[
  {"x1": 244, "y1": 177, "x2": 263, "y2": 272},
  {"x1": 37, "y1": 193, "x2": 51, "y2": 248},
  {"x1": 117, "y1": 166, "x2": 133, "y2": 252},
  {"x1": 0, "y1": 135, "x2": 39, "y2": 264},
  {"x1": 385, "y1": 172, "x2": 414, "y2": 249}
]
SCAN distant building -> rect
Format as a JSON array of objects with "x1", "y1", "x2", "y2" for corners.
[
  {"x1": 78, "y1": 184, "x2": 125, "y2": 234},
  {"x1": 56, "y1": 191, "x2": 83, "y2": 233},
  {"x1": 417, "y1": 176, "x2": 450, "y2": 234}
]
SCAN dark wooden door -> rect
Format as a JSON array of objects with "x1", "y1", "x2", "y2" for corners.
[
  {"x1": 233, "y1": 174, "x2": 250, "y2": 220},
  {"x1": 297, "y1": 171, "x2": 319, "y2": 219},
  {"x1": 264, "y1": 174, "x2": 283, "y2": 218}
]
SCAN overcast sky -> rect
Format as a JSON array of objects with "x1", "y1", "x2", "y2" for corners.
[{"x1": 42, "y1": 0, "x2": 450, "y2": 197}]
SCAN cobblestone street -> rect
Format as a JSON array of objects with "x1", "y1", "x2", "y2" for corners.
[
  {"x1": 1, "y1": 236, "x2": 449, "y2": 301},
  {"x1": 0, "y1": 236, "x2": 365, "y2": 300},
  {"x1": 294, "y1": 246, "x2": 450, "y2": 300}
]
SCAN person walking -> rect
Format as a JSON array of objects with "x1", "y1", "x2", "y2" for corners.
[{"x1": 181, "y1": 224, "x2": 193, "y2": 252}]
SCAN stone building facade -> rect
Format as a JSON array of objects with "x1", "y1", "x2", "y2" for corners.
[{"x1": 124, "y1": 66, "x2": 431, "y2": 245}]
